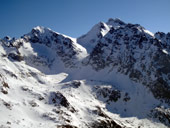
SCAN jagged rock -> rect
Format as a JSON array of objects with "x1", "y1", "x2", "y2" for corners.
[
  {"x1": 3, "y1": 82, "x2": 9, "y2": 88},
  {"x1": 49, "y1": 91, "x2": 76, "y2": 113},
  {"x1": 94, "y1": 86, "x2": 121, "y2": 103},
  {"x1": 2, "y1": 100, "x2": 12, "y2": 110},
  {"x1": 71, "y1": 80, "x2": 81, "y2": 88},
  {"x1": 91, "y1": 119, "x2": 122, "y2": 128},
  {"x1": 42, "y1": 112, "x2": 57, "y2": 122},
  {"x1": 1, "y1": 88, "x2": 8, "y2": 94},
  {"x1": 1, "y1": 81, "x2": 9, "y2": 95},
  {"x1": 150, "y1": 107, "x2": 170, "y2": 127},
  {"x1": 49, "y1": 91, "x2": 70, "y2": 107},
  {"x1": 8, "y1": 53, "x2": 24, "y2": 62},
  {"x1": 63, "y1": 80, "x2": 81, "y2": 88},
  {"x1": 57, "y1": 124, "x2": 78, "y2": 128},
  {"x1": 93, "y1": 106, "x2": 110, "y2": 118},
  {"x1": 123, "y1": 93, "x2": 130, "y2": 102}
]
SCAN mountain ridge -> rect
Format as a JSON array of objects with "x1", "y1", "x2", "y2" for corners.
[{"x1": 0, "y1": 18, "x2": 170, "y2": 128}]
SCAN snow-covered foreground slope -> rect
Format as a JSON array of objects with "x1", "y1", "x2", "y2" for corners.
[{"x1": 0, "y1": 19, "x2": 170, "y2": 128}]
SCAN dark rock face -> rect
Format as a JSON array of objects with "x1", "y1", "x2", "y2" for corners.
[
  {"x1": 93, "y1": 106, "x2": 110, "y2": 118},
  {"x1": 150, "y1": 107, "x2": 170, "y2": 127},
  {"x1": 70, "y1": 80, "x2": 81, "y2": 88},
  {"x1": 123, "y1": 93, "x2": 130, "y2": 102},
  {"x1": 155, "y1": 32, "x2": 170, "y2": 48},
  {"x1": 85, "y1": 22, "x2": 170, "y2": 104},
  {"x1": 57, "y1": 124, "x2": 78, "y2": 128},
  {"x1": 63, "y1": 80, "x2": 81, "y2": 89},
  {"x1": 87, "y1": 24, "x2": 154, "y2": 72},
  {"x1": 3, "y1": 100, "x2": 12, "y2": 110},
  {"x1": 93, "y1": 86, "x2": 121, "y2": 103},
  {"x1": 0, "y1": 75, "x2": 10, "y2": 95},
  {"x1": 49, "y1": 91, "x2": 76, "y2": 113},
  {"x1": 49, "y1": 91, "x2": 70, "y2": 107},
  {"x1": 8, "y1": 53, "x2": 24, "y2": 62},
  {"x1": 150, "y1": 78, "x2": 170, "y2": 103},
  {"x1": 93, "y1": 86, "x2": 131, "y2": 106},
  {"x1": 91, "y1": 119, "x2": 122, "y2": 128}
]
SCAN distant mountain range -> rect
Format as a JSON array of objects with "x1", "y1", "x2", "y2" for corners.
[{"x1": 0, "y1": 18, "x2": 170, "y2": 128}]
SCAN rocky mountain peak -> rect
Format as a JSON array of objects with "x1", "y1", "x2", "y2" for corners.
[
  {"x1": 31, "y1": 26, "x2": 54, "y2": 35},
  {"x1": 84, "y1": 19, "x2": 170, "y2": 106},
  {"x1": 77, "y1": 22, "x2": 110, "y2": 53},
  {"x1": 107, "y1": 18, "x2": 126, "y2": 27},
  {"x1": 0, "y1": 18, "x2": 170, "y2": 128}
]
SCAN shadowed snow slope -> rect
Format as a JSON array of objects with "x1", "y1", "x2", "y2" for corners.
[{"x1": 0, "y1": 18, "x2": 170, "y2": 128}]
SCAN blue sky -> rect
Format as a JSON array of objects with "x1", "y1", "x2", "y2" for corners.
[{"x1": 0, "y1": 0, "x2": 170, "y2": 38}]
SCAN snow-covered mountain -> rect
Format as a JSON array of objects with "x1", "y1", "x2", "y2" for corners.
[{"x1": 0, "y1": 18, "x2": 170, "y2": 128}]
